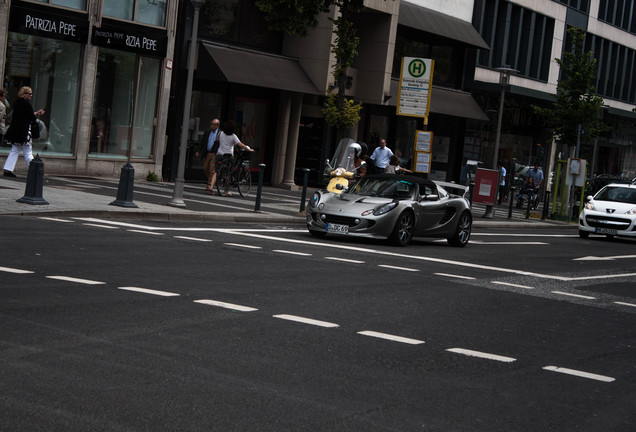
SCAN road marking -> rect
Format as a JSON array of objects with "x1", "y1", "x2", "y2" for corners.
[
  {"x1": 127, "y1": 229, "x2": 164, "y2": 236},
  {"x1": 83, "y1": 223, "x2": 119, "y2": 229},
  {"x1": 325, "y1": 257, "x2": 365, "y2": 264},
  {"x1": 194, "y1": 300, "x2": 258, "y2": 312},
  {"x1": 379, "y1": 264, "x2": 419, "y2": 272},
  {"x1": 566, "y1": 273, "x2": 636, "y2": 281},
  {"x1": 174, "y1": 236, "x2": 212, "y2": 242},
  {"x1": 542, "y1": 366, "x2": 615, "y2": 383},
  {"x1": 0, "y1": 266, "x2": 34, "y2": 274},
  {"x1": 434, "y1": 273, "x2": 475, "y2": 280},
  {"x1": 446, "y1": 348, "x2": 516, "y2": 363},
  {"x1": 357, "y1": 330, "x2": 425, "y2": 345},
  {"x1": 224, "y1": 243, "x2": 262, "y2": 249},
  {"x1": 471, "y1": 241, "x2": 549, "y2": 245},
  {"x1": 273, "y1": 249, "x2": 312, "y2": 256},
  {"x1": 46, "y1": 276, "x2": 105, "y2": 285},
  {"x1": 492, "y1": 281, "x2": 534, "y2": 290},
  {"x1": 614, "y1": 301, "x2": 636, "y2": 308},
  {"x1": 38, "y1": 217, "x2": 74, "y2": 223},
  {"x1": 118, "y1": 286, "x2": 180, "y2": 297},
  {"x1": 574, "y1": 254, "x2": 636, "y2": 261},
  {"x1": 552, "y1": 291, "x2": 597, "y2": 300},
  {"x1": 273, "y1": 314, "x2": 339, "y2": 328}
]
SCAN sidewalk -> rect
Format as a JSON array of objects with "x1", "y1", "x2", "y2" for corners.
[{"x1": 0, "y1": 175, "x2": 573, "y2": 229}]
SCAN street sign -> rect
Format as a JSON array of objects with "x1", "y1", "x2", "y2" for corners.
[
  {"x1": 473, "y1": 168, "x2": 499, "y2": 205},
  {"x1": 413, "y1": 130, "x2": 432, "y2": 173},
  {"x1": 397, "y1": 57, "x2": 434, "y2": 120}
]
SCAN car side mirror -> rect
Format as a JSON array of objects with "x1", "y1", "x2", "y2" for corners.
[
  {"x1": 420, "y1": 194, "x2": 439, "y2": 201},
  {"x1": 585, "y1": 195, "x2": 593, "y2": 202},
  {"x1": 335, "y1": 183, "x2": 345, "y2": 190}
]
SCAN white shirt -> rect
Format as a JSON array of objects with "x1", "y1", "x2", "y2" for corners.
[
  {"x1": 217, "y1": 132, "x2": 240, "y2": 156},
  {"x1": 370, "y1": 146, "x2": 393, "y2": 169}
]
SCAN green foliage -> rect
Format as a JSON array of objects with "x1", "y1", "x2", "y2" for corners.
[
  {"x1": 533, "y1": 27, "x2": 607, "y2": 146},
  {"x1": 323, "y1": 90, "x2": 363, "y2": 129},
  {"x1": 255, "y1": 0, "x2": 334, "y2": 36},
  {"x1": 146, "y1": 171, "x2": 159, "y2": 182}
]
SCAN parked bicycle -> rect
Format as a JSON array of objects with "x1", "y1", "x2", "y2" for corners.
[{"x1": 216, "y1": 150, "x2": 252, "y2": 197}]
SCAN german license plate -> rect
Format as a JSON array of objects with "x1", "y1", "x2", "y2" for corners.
[
  {"x1": 596, "y1": 228, "x2": 617, "y2": 235},
  {"x1": 326, "y1": 223, "x2": 349, "y2": 234}
]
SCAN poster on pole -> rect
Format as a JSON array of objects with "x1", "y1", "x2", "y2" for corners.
[
  {"x1": 413, "y1": 130, "x2": 432, "y2": 174},
  {"x1": 396, "y1": 57, "x2": 434, "y2": 120}
]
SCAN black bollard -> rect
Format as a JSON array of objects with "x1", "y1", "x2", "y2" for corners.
[
  {"x1": 254, "y1": 163, "x2": 266, "y2": 212},
  {"x1": 17, "y1": 155, "x2": 48, "y2": 205},
  {"x1": 110, "y1": 162, "x2": 138, "y2": 208},
  {"x1": 299, "y1": 168, "x2": 310, "y2": 212},
  {"x1": 508, "y1": 187, "x2": 514, "y2": 219}
]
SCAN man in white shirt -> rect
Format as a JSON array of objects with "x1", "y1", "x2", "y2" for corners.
[{"x1": 370, "y1": 138, "x2": 393, "y2": 173}]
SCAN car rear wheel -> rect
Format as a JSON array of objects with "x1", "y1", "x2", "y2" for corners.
[
  {"x1": 390, "y1": 211, "x2": 414, "y2": 246},
  {"x1": 447, "y1": 211, "x2": 471, "y2": 247},
  {"x1": 578, "y1": 230, "x2": 589, "y2": 238}
]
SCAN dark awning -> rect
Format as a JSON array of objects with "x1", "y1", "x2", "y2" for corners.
[
  {"x1": 390, "y1": 80, "x2": 489, "y2": 121},
  {"x1": 398, "y1": 2, "x2": 490, "y2": 50},
  {"x1": 201, "y1": 43, "x2": 321, "y2": 95}
]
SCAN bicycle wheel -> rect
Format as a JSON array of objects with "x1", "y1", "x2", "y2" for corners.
[
  {"x1": 216, "y1": 164, "x2": 231, "y2": 197},
  {"x1": 237, "y1": 166, "x2": 252, "y2": 197}
]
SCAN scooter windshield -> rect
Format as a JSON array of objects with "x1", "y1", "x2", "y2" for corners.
[{"x1": 328, "y1": 138, "x2": 359, "y2": 173}]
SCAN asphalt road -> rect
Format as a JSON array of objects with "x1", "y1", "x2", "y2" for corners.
[{"x1": 1, "y1": 216, "x2": 635, "y2": 431}]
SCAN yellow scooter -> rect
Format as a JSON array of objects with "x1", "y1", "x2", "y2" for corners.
[{"x1": 324, "y1": 139, "x2": 366, "y2": 194}]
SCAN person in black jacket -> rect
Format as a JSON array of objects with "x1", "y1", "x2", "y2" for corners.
[
  {"x1": 3, "y1": 86, "x2": 45, "y2": 177},
  {"x1": 195, "y1": 118, "x2": 220, "y2": 194}
]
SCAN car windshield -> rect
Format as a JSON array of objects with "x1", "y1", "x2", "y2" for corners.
[
  {"x1": 349, "y1": 177, "x2": 417, "y2": 199},
  {"x1": 595, "y1": 186, "x2": 636, "y2": 204}
]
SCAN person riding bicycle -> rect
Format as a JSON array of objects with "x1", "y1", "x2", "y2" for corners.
[{"x1": 517, "y1": 176, "x2": 538, "y2": 208}]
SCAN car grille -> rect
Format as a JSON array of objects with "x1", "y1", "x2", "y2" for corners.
[
  {"x1": 323, "y1": 214, "x2": 359, "y2": 227},
  {"x1": 585, "y1": 215, "x2": 632, "y2": 230}
]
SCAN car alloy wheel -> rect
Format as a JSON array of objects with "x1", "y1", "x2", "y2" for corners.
[
  {"x1": 448, "y1": 211, "x2": 471, "y2": 247},
  {"x1": 390, "y1": 211, "x2": 414, "y2": 246}
]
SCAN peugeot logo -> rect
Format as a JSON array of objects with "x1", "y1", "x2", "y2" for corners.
[{"x1": 607, "y1": 208, "x2": 616, "y2": 214}]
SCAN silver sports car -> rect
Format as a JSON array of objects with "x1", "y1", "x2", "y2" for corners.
[{"x1": 306, "y1": 174, "x2": 472, "y2": 246}]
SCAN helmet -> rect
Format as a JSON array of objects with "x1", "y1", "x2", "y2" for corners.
[{"x1": 348, "y1": 143, "x2": 362, "y2": 160}]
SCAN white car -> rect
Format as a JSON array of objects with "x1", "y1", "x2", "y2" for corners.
[{"x1": 579, "y1": 182, "x2": 636, "y2": 239}]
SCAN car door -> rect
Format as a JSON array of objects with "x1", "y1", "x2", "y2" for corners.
[{"x1": 412, "y1": 184, "x2": 448, "y2": 235}]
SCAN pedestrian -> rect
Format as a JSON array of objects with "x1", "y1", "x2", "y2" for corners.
[
  {"x1": 3, "y1": 86, "x2": 45, "y2": 177},
  {"x1": 0, "y1": 88, "x2": 7, "y2": 147},
  {"x1": 369, "y1": 138, "x2": 394, "y2": 173},
  {"x1": 497, "y1": 160, "x2": 506, "y2": 204},
  {"x1": 385, "y1": 155, "x2": 412, "y2": 174},
  {"x1": 216, "y1": 120, "x2": 254, "y2": 196},
  {"x1": 527, "y1": 162, "x2": 544, "y2": 191},
  {"x1": 195, "y1": 118, "x2": 221, "y2": 194}
]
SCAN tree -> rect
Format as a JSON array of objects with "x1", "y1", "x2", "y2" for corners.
[
  {"x1": 534, "y1": 27, "x2": 606, "y2": 149},
  {"x1": 254, "y1": 0, "x2": 334, "y2": 37}
]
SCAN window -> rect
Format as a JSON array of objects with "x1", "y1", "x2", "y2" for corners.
[
  {"x1": 102, "y1": 0, "x2": 166, "y2": 27},
  {"x1": 91, "y1": 49, "x2": 161, "y2": 159},
  {"x1": 33, "y1": 0, "x2": 86, "y2": 10},
  {"x1": 2, "y1": 33, "x2": 82, "y2": 156}
]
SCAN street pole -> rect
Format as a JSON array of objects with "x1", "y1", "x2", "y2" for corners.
[
  {"x1": 568, "y1": 124, "x2": 582, "y2": 221},
  {"x1": 168, "y1": 0, "x2": 205, "y2": 208}
]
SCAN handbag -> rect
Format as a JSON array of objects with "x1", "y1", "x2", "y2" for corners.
[{"x1": 30, "y1": 119, "x2": 40, "y2": 140}]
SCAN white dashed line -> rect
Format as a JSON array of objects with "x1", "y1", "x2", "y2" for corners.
[
  {"x1": 0, "y1": 266, "x2": 34, "y2": 274},
  {"x1": 378, "y1": 264, "x2": 419, "y2": 272},
  {"x1": 614, "y1": 301, "x2": 636, "y2": 308},
  {"x1": 434, "y1": 273, "x2": 476, "y2": 280},
  {"x1": 194, "y1": 300, "x2": 258, "y2": 312},
  {"x1": 492, "y1": 281, "x2": 534, "y2": 290},
  {"x1": 118, "y1": 286, "x2": 180, "y2": 297},
  {"x1": 542, "y1": 366, "x2": 615, "y2": 382},
  {"x1": 38, "y1": 217, "x2": 74, "y2": 223},
  {"x1": 46, "y1": 276, "x2": 105, "y2": 285},
  {"x1": 224, "y1": 243, "x2": 262, "y2": 249},
  {"x1": 325, "y1": 257, "x2": 365, "y2": 264},
  {"x1": 83, "y1": 223, "x2": 119, "y2": 229},
  {"x1": 127, "y1": 230, "x2": 164, "y2": 235},
  {"x1": 273, "y1": 314, "x2": 339, "y2": 328},
  {"x1": 446, "y1": 348, "x2": 516, "y2": 363},
  {"x1": 552, "y1": 291, "x2": 597, "y2": 300},
  {"x1": 357, "y1": 330, "x2": 425, "y2": 345},
  {"x1": 273, "y1": 250, "x2": 312, "y2": 256},
  {"x1": 174, "y1": 236, "x2": 212, "y2": 242}
]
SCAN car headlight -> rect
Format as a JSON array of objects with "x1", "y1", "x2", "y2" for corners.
[
  {"x1": 372, "y1": 201, "x2": 398, "y2": 216},
  {"x1": 311, "y1": 191, "x2": 321, "y2": 208},
  {"x1": 333, "y1": 167, "x2": 345, "y2": 177},
  {"x1": 626, "y1": 207, "x2": 636, "y2": 215},
  {"x1": 584, "y1": 201, "x2": 595, "y2": 210}
]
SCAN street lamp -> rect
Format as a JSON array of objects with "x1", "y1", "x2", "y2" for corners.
[
  {"x1": 168, "y1": 0, "x2": 206, "y2": 208},
  {"x1": 483, "y1": 66, "x2": 518, "y2": 218}
]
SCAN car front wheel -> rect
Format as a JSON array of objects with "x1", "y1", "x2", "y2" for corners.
[
  {"x1": 390, "y1": 211, "x2": 414, "y2": 246},
  {"x1": 447, "y1": 211, "x2": 471, "y2": 247}
]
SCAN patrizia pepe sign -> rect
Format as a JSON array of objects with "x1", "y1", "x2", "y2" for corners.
[
  {"x1": 9, "y1": 0, "x2": 89, "y2": 43},
  {"x1": 92, "y1": 19, "x2": 167, "y2": 57}
]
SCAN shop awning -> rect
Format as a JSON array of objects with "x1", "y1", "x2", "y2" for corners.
[
  {"x1": 398, "y1": 2, "x2": 490, "y2": 50},
  {"x1": 202, "y1": 43, "x2": 321, "y2": 95},
  {"x1": 390, "y1": 80, "x2": 490, "y2": 121}
]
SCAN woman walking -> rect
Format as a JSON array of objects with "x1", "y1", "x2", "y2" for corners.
[{"x1": 3, "y1": 86, "x2": 45, "y2": 177}]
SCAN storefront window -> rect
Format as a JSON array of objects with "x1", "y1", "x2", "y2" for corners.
[
  {"x1": 2, "y1": 33, "x2": 82, "y2": 156},
  {"x1": 91, "y1": 49, "x2": 160, "y2": 159},
  {"x1": 103, "y1": 0, "x2": 166, "y2": 27},
  {"x1": 33, "y1": 0, "x2": 86, "y2": 9}
]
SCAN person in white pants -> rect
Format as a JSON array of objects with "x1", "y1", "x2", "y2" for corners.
[{"x1": 3, "y1": 86, "x2": 45, "y2": 177}]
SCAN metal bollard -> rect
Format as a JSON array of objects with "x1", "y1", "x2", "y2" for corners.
[
  {"x1": 110, "y1": 162, "x2": 138, "y2": 208},
  {"x1": 299, "y1": 168, "x2": 310, "y2": 212},
  {"x1": 17, "y1": 155, "x2": 48, "y2": 205},
  {"x1": 542, "y1": 190, "x2": 550, "y2": 220},
  {"x1": 254, "y1": 163, "x2": 266, "y2": 212},
  {"x1": 508, "y1": 187, "x2": 514, "y2": 219},
  {"x1": 468, "y1": 182, "x2": 474, "y2": 207},
  {"x1": 525, "y1": 190, "x2": 531, "y2": 219}
]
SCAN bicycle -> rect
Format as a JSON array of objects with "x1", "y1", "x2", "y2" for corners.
[{"x1": 216, "y1": 150, "x2": 252, "y2": 197}]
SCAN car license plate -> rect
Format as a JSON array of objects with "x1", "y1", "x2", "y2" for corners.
[
  {"x1": 595, "y1": 228, "x2": 617, "y2": 235},
  {"x1": 326, "y1": 223, "x2": 349, "y2": 234}
]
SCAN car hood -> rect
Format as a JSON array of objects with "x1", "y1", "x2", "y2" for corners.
[
  {"x1": 327, "y1": 194, "x2": 396, "y2": 210},
  {"x1": 589, "y1": 200, "x2": 636, "y2": 213}
]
